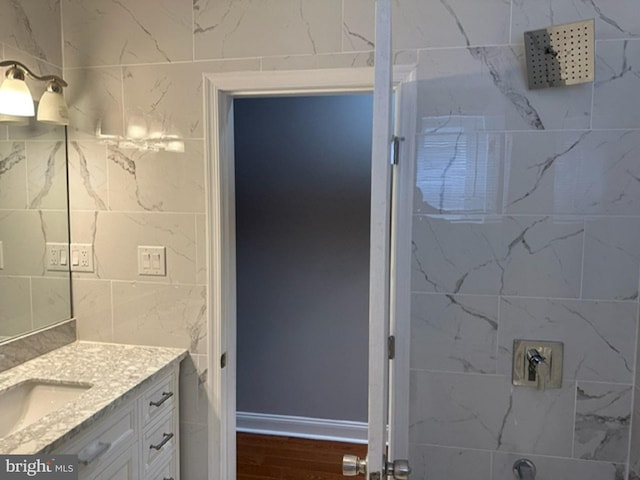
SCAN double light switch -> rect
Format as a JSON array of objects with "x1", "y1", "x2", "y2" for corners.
[{"x1": 138, "y1": 246, "x2": 166, "y2": 276}]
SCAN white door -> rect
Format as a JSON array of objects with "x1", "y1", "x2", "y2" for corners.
[
  {"x1": 364, "y1": 0, "x2": 394, "y2": 477},
  {"x1": 355, "y1": 1, "x2": 415, "y2": 478}
]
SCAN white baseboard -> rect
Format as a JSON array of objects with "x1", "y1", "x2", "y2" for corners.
[{"x1": 236, "y1": 411, "x2": 368, "y2": 444}]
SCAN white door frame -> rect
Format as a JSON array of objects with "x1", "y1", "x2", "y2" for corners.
[{"x1": 204, "y1": 66, "x2": 415, "y2": 480}]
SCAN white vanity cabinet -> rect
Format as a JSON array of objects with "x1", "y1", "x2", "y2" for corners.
[{"x1": 54, "y1": 364, "x2": 180, "y2": 480}]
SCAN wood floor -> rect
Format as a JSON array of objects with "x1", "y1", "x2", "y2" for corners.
[{"x1": 237, "y1": 432, "x2": 367, "y2": 480}]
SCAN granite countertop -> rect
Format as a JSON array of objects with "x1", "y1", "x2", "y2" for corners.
[{"x1": 0, "y1": 341, "x2": 188, "y2": 455}]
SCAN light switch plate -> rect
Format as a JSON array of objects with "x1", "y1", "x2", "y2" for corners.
[
  {"x1": 46, "y1": 242, "x2": 70, "y2": 272},
  {"x1": 70, "y1": 243, "x2": 94, "y2": 272},
  {"x1": 138, "y1": 246, "x2": 166, "y2": 276}
]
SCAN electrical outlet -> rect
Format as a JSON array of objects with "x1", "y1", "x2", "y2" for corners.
[
  {"x1": 46, "y1": 242, "x2": 70, "y2": 272},
  {"x1": 70, "y1": 243, "x2": 94, "y2": 272}
]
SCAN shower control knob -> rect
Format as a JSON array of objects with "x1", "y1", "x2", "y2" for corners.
[
  {"x1": 513, "y1": 458, "x2": 536, "y2": 480},
  {"x1": 342, "y1": 454, "x2": 367, "y2": 476}
]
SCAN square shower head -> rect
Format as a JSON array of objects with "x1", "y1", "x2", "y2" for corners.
[{"x1": 524, "y1": 19, "x2": 595, "y2": 89}]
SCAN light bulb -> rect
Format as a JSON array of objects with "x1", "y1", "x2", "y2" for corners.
[
  {"x1": 0, "y1": 67, "x2": 35, "y2": 117},
  {"x1": 37, "y1": 80, "x2": 69, "y2": 125}
]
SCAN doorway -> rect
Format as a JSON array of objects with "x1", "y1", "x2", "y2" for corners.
[
  {"x1": 233, "y1": 94, "x2": 373, "y2": 478},
  {"x1": 204, "y1": 67, "x2": 416, "y2": 480}
]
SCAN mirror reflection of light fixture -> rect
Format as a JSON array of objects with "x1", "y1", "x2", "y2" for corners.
[
  {"x1": 126, "y1": 115, "x2": 149, "y2": 139},
  {"x1": 0, "y1": 60, "x2": 69, "y2": 125},
  {"x1": 96, "y1": 116, "x2": 185, "y2": 153}
]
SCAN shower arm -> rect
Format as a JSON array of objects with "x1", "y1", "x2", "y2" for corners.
[{"x1": 0, "y1": 59, "x2": 67, "y2": 87}]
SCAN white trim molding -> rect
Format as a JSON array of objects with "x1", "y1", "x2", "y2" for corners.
[
  {"x1": 236, "y1": 412, "x2": 368, "y2": 444},
  {"x1": 205, "y1": 67, "x2": 376, "y2": 480}
]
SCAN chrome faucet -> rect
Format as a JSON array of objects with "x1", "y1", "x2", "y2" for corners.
[
  {"x1": 526, "y1": 349, "x2": 549, "y2": 390},
  {"x1": 526, "y1": 349, "x2": 545, "y2": 379},
  {"x1": 513, "y1": 458, "x2": 536, "y2": 480}
]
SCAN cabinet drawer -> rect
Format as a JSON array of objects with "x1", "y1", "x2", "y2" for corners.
[
  {"x1": 142, "y1": 413, "x2": 177, "y2": 475},
  {"x1": 58, "y1": 402, "x2": 136, "y2": 478},
  {"x1": 142, "y1": 373, "x2": 176, "y2": 427},
  {"x1": 145, "y1": 456, "x2": 177, "y2": 480},
  {"x1": 92, "y1": 443, "x2": 139, "y2": 480}
]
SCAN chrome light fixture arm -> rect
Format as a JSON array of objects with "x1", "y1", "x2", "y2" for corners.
[{"x1": 0, "y1": 60, "x2": 67, "y2": 87}]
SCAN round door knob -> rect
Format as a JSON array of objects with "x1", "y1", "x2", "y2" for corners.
[
  {"x1": 342, "y1": 454, "x2": 367, "y2": 476},
  {"x1": 390, "y1": 459, "x2": 411, "y2": 480}
]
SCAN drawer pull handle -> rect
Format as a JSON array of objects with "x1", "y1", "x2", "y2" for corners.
[
  {"x1": 150, "y1": 432, "x2": 174, "y2": 451},
  {"x1": 163, "y1": 478, "x2": 175, "y2": 480},
  {"x1": 78, "y1": 441, "x2": 111, "y2": 466},
  {"x1": 149, "y1": 391, "x2": 173, "y2": 407}
]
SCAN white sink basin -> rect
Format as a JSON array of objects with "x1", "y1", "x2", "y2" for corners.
[{"x1": 0, "y1": 380, "x2": 92, "y2": 438}]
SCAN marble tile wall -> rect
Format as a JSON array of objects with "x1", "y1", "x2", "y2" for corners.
[
  {"x1": 48, "y1": 0, "x2": 640, "y2": 478},
  {"x1": 0, "y1": 1, "x2": 71, "y2": 341},
  {"x1": 406, "y1": 0, "x2": 640, "y2": 478}
]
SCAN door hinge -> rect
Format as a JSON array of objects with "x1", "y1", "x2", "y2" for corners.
[
  {"x1": 391, "y1": 136, "x2": 405, "y2": 165},
  {"x1": 388, "y1": 335, "x2": 395, "y2": 360},
  {"x1": 220, "y1": 352, "x2": 227, "y2": 369}
]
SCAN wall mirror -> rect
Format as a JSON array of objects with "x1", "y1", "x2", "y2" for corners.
[{"x1": 0, "y1": 122, "x2": 71, "y2": 343}]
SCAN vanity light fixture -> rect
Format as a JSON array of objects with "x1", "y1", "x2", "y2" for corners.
[
  {"x1": 0, "y1": 113, "x2": 29, "y2": 126},
  {"x1": 0, "y1": 60, "x2": 69, "y2": 125}
]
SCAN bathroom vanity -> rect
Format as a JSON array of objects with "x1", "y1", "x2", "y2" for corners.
[{"x1": 0, "y1": 342, "x2": 187, "y2": 479}]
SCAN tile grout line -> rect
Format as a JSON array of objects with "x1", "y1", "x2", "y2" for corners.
[
  {"x1": 110, "y1": 279, "x2": 115, "y2": 342},
  {"x1": 571, "y1": 380, "x2": 578, "y2": 458},
  {"x1": 578, "y1": 218, "x2": 587, "y2": 300},
  {"x1": 119, "y1": 65, "x2": 126, "y2": 143},
  {"x1": 625, "y1": 299, "x2": 640, "y2": 476},
  {"x1": 192, "y1": 0, "x2": 196, "y2": 63},
  {"x1": 589, "y1": 41, "x2": 596, "y2": 131},
  {"x1": 489, "y1": 449, "x2": 494, "y2": 480}
]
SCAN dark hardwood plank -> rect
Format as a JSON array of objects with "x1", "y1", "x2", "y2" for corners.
[{"x1": 237, "y1": 432, "x2": 367, "y2": 480}]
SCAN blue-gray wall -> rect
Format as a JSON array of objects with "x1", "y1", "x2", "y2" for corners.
[{"x1": 234, "y1": 94, "x2": 372, "y2": 422}]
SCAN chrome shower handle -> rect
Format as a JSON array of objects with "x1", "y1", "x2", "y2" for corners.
[
  {"x1": 526, "y1": 348, "x2": 545, "y2": 366},
  {"x1": 526, "y1": 348, "x2": 548, "y2": 388},
  {"x1": 513, "y1": 458, "x2": 536, "y2": 480}
]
